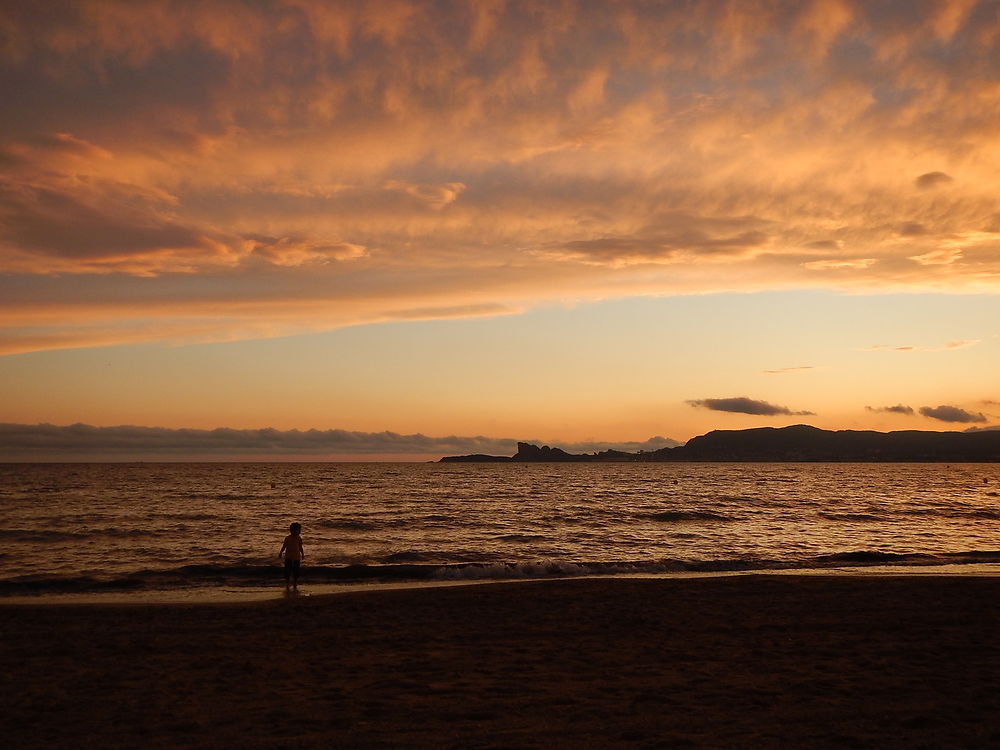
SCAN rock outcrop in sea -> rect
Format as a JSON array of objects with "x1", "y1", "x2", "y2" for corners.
[{"x1": 439, "y1": 424, "x2": 1000, "y2": 463}]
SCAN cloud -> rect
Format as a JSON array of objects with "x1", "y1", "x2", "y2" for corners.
[
  {"x1": 898, "y1": 222, "x2": 929, "y2": 237},
  {"x1": 382, "y1": 303, "x2": 520, "y2": 321},
  {"x1": 908, "y1": 248, "x2": 963, "y2": 266},
  {"x1": 3, "y1": 1, "x2": 1000, "y2": 353},
  {"x1": 0, "y1": 422, "x2": 518, "y2": 459},
  {"x1": 914, "y1": 171, "x2": 954, "y2": 190},
  {"x1": 802, "y1": 259, "x2": 877, "y2": 271},
  {"x1": 556, "y1": 436, "x2": 681, "y2": 453},
  {"x1": 0, "y1": 161, "x2": 376, "y2": 275},
  {"x1": 0, "y1": 422, "x2": 680, "y2": 459},
  {"x1": 866, "y1": 404, "x2": 915, "y2": 415},
  {"x1": 248, "y1": 237, "x2": 368, "y2": 266},
  {"x1": 862, "y1": 340, "x2": 980, "y2": 352},
  {"x1": 686, "y1": 397, "x2": 815, "y2": 416},
  {"x1": 918, "y1": 405, "x2": 988, "y2": 424},
  {"x1": 383, "y1": 180, "x2": 467, "y2": 209},
  {"x1": 761, "y1": 366, "x2": 817, "y2": 375},
  {"x1": 802, "y1": 240, "x2": 842, "y2": 251},
  {"x1": 536, "y1": 214, "x2": 771, "y2": 267},
  {"x1": 0, "y1": 177, "x2": 236, "y2": 275},
  {"x1": 539, "y1": 231, "x2": 769, "y2": 267}
]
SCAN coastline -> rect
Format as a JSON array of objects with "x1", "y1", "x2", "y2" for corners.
[
  {"x1": 4, "y1": 574, "x2": 1000, "y2": 748},
  {"x1": 4, "y1": 562, "x2": 1000, "y2": 606}
]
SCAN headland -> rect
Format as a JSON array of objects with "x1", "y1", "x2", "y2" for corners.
[{"x1": 441, "y1": 424, "x2": 1000, "y2": 462}]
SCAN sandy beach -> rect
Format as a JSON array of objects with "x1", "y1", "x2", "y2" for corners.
[{"x1": 3, "y1": 575, "x2": 1000, "y2": 749}]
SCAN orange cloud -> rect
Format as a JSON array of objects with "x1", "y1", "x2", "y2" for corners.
[
  {"x1": 762, "y1": 366, "x2": 818, "y2": 375},
  {"x1": 861, "y1": 340, "x2": 981, "y2": 353},
  {"x1": 2, "y1": 0, "x2": 1000, "y2": 354}
]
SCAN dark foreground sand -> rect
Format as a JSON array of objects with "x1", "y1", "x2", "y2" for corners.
[{"x1": 3, "y1": 575, "x2": 1000, "y2": 749}]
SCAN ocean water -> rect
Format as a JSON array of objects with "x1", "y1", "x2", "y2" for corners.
[{"x1": 2, "y1": 461, "x2": 1000, "y2": 595}]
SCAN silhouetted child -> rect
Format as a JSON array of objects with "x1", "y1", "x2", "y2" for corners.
[{"x1": 278, "y1": 522, "x2": 304, "y2": 590}]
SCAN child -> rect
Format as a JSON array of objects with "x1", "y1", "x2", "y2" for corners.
[{"x1": 278, "y1": 522, "x2": 305, "y2": 590}]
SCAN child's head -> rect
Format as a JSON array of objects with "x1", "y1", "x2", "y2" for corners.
[{"x1": 289, "y1": 522, "x2": 302, "y2": 534}]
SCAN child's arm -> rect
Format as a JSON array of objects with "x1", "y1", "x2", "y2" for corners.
[
  {"x1": 298, "y1": 538, "x2": 305, "y2": 559},
  {"x1": 278, "y1": 539, "x2": 287, "y2": 559}
]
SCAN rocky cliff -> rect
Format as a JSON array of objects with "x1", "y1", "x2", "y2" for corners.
[{"x1": 440, "y1": 424, "x2": 1000, "y2": 462}]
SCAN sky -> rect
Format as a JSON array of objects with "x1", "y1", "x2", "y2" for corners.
[{"x1": 1, "y1": 0, "x2": 999, "y2": 460}]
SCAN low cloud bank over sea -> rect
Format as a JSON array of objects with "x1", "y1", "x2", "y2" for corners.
[{"x1": 0, "y1": 422, "x2": 679, "y2": 461}]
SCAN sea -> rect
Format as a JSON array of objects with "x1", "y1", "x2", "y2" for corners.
[{"x1": 2, "y1": 461, "x2": 1000, "y2": 597}]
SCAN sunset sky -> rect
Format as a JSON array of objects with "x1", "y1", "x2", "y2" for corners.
[{"x1": 2, "y1": 0, "x2": 998, "y2": 460}]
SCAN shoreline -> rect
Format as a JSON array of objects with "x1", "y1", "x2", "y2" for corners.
[
  {"x1": 4, "y1": 561, "x2": 1000, "y2": 606},
  {"x1": 4, "y1": 574, "x2": 1000, "y2": 748}
]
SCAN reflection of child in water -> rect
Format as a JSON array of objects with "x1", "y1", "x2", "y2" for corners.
[{"x1": 278, "y1": 522, "x2": 304, "y2": 589}]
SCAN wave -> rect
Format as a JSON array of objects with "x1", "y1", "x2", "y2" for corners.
[
  {"x1": 494, "y1": 534, "x2": 549, "y2": 542},
  {"x1": 818, "y1": 512, "x2": 887, "y2": 522},
  {"x1": 897, "y1": 508, "x2": 1000, "y2": 520},
  {"x1": 4, "y1": 551, "x2": 1000, "y2": 596},
  {"x1": 814, "y1": 508, "x2": 1000, "y2": 522},
  {"x1": 816, "y1": 551, "x2": 928, "y2": 564},
  {"x1": 0, "y1": 529, "x2": 87, "y2": 542},
  {"x1": 0, "y1": 528, "x2": 163, "y2": 542},
  {"x1": 314, "y1": 519, "x2": 380, "y2": 531},
  {"x1": 381, "y1": 551, "x2": 436, "y2": 563},
  {"x1": 959, "y1": 510, "x2": 1000, "y2": 520},
  {"x1": 639, "y1": 511, "x2": 734, "y2": 522}
]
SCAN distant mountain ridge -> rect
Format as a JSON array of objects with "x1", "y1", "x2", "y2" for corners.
[{"x1": 440, "y1": 424, "x2": 1000, "y2": 462}]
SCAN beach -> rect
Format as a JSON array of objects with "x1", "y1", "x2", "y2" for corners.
[{"x1": 3, "y1": 575, "x2": 1000, "y2": 749}]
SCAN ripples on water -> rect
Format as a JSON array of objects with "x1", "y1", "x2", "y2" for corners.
[{"x1": 1, "y1": 462, "x2": 999, "y2": 593}]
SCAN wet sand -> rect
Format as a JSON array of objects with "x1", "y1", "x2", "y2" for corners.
[{"x1": 3, "y1": 575, "x2": 1000, "y2": 749}]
